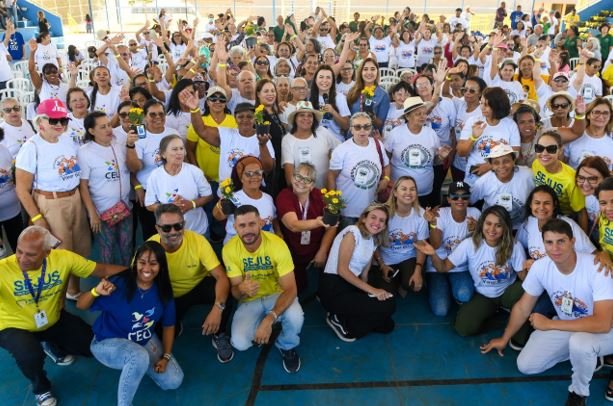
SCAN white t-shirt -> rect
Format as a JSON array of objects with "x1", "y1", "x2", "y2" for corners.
[
  {"x1": 470, "y1": 166, "x2": 535, "y2": 229},
  {"x1": 449, "y1": 16, "x2": 469, "y2": 30},
  {"x1": 165, "y1": 111, "x2": 192, "y2": 140},
  {"x1": 427, "y1": 97, "x2": 456, "y2": 147},
  {"x1": 564, "y1": 132, "x2": 613, "y2": 171},
  {"x1": 34, "y1": 43, "x2": 58, "y2": 70},
  {"x1": 396, "y1": 41, "x2": 416, "y2": 68},
  {"x1": 452, "y1": 97, "x2": 481, "y2": 171},
  {"x1": 317, "y1": 35, "x2": 336, "y2": 51},
  {"x1": 0, "y1": 120, "x2": 34, "y2": 158},
  {"x1": 460, "y1": 115, "x2": 520, "y2": 185},
  {"x1": 38, "y1": 80, "x2": 68, "y2": 103},
  {"x1": 223, "y1": 189, "x2": 276, "y2": 244},
  {"x1": 380, "y1": 207, "x2": 429, "y2": 265},
  {"x1": 64, "y1": 113, "x2": 86, "y2": 146},
  {"x1": 324, "y1": 225, "x2": 376, "y2": 276},
  {"x1": 106, "y1": 57, "x2": 130, "y2": 88},
  {"x1": 336, "y1": 81, "x2": 354, "y2": 96},
  {"x1": 426, "y1": 207, "x2": 482, "y2": 273},
  {"x1": 168, "y1": 43, "x2": 187, "y2": 63},
  {"x1": 383, "y1": 105, "x2": 405, "y2": 141},
  {"x1": 329, "y1": 137, "x2": 388, "y2": 218},
  {"x1": 0, "y1": 43, "x2": 12, "y2": 82},
  {"x1": 88, "y1": 86, "x2": 122, "y2": 117},
  {"x1": 487, "y1": 75, "x2": 525, "y2": 104},
  {"x1": 523, "y1": 253, "x2": 613, "y2": 320},
  {"x1": 134, "y1": 127, "x2": 178, "y2": 188},
  {"x1": 416, "y1": 38, "x2": 438, "y2": 67},
  {"x1": 217, "y1": 128, "x2": 276, "y2": 184},
  {"x1": 145, "y1": 163, "x2": 212, "y2": 235},
  {"x1": 227, "y1": 88, "x2": 255, "y2": 114},
  {"x1": 78, "y1": 140, "x2": 131, "y2": 213},
  {"x1": 578, "y1": 74, "x2": 603, "y2": 104},
  {"x1": 516, "y1": 215, "x2": 595, "y2": 260},
  {"x1": 318, "y1": 93, "x2": 351, "y2": 142},
  {"x1": 369, "y1": 36, "x2": 392, "y2": 63},
  {"x1": 448, "y1": 239, "x2": 526, "y2": 298},
  {"x1": 0, "y1": 145, "x2": 20, "y2": 221},
  {"x1": 281, "y1": 127, "x2": 340, "y2": 189},
  {"x1": 385, "y1": 125, "x2": 440, "y2": 196},
  {"x1": 15, "y1": 134, "x2": 81, "y2": 191}
]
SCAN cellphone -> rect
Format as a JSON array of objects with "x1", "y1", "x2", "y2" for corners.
[
  {"x1": 369, "y1": 292, "x2": 394, "y2": 298},
  {"x1": 48, "y1": 233, "x2": 62, "y2": 249},
  {"x1": 391, "y1": 269, "x2": 400, "y2": 278},
  {"x1": 136, "y1": 124, "x2": 146, "y2": 139}
]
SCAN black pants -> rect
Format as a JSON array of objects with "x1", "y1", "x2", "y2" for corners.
[
  {"x1": 136, "y1": 200, "x2": 156, "y2": 241},
  {"x1": 174, "y1": 276, "x2": 234, "y2": 334},
  {"x1": 1, "y1": 212, "x2": 25, "y2": 252},
  {"x1": 0, "y1": 310, "x2": 93, "y2": 394},
  {"x1": 318, "y1": 273, "x2": 396, "y2": 338}
]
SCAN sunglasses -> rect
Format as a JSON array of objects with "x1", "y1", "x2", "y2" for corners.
[
  {"x1": 461, "y1": 88, "x2": 479, "y2": 94},
  {"x1": 244, "y1": 169, "x2": 264, "y2": 178},
  {"x1": 208, "y1": 96, "x2": 227, "y2": 103},
  {"x1": 352, "y1": 124, "x2": 372, "y2": 131},
  {"x1": 255, "y1": 60, "x2": 270, "y2": 65},
  {"x1": 148, "y1": 112, "x2": 165, "y2": 118},
  {"x1": 118, "y1": 112, "x2": 130, "y2": 118},
  {"x1": 535, "y1": 144, "x2": 558, "y2": 154},
  {"x1": 293, "y1": 173, "x2": 314, "y2": 184},
  {"x1": 449, "y1": 193, "x2": 470, "y2": 200},
  {"x1": 551, "y1": 103, "x2": 570, "y2": 109},
  {"x1": 47, "y1": 117, "x2": 70, "y2": 126},
  {"x1": 2, "y1": 106, "x2": 21, "y2": 113},
  {"x1": 157, "y1": 222, "x2": 185, "y2": 232}
]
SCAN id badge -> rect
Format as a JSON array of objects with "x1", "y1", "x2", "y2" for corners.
[
  {"x1": 34, "y1": 310, "x2": 49, "y2": 328},
  {"x1": 408, "y1": 148, "x2": 421, "y2": 167},
  {"x1": 561, "y1": 296, "x2": 574, "y2": 315},
  {"x1": 300, "y1": 231, "x2": 311, "y2": 245},
  {"x1": 497, "y1": 193, "x2": 513, "y2": 211}
]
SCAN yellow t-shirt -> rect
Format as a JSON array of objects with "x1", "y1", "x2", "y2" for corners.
[
  {"x1": 223, "y1": 231, "x2": 294, "y2": 302},
  {"x1": 532, "y1": 159, "x2": 585, "y2": 215},
  {"x1": 603, "y1": 65, "x2": 613, "y2": 89},
  {"x1": 0, "y1": 250, "x2": 96, "y2": 332},
  {"x1": 600, "y1": 215, "x2": 613, "y2": 259},
  {"x1": 149, "y1": 230, "x2": 221, "y2": 297},
  {"x1": 186, "y1": 114, "x2": 237, "y2": 182},
  {"x1": 516, "y1": 74, "x2": 549, "y2": 101}
]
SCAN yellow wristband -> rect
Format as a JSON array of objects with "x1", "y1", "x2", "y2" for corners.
[
  {"x1": 429, "y1": 223, "x2": 437, "y2": 229},
  {"x1": 383, "y1": 175, "x2": 391, "y2": 181},
  {"x1": 218, "y1": 63, "x2": 227, "y2": 68},
  {"x1": 190, "y1": 107, "x2": 201, "y2": 114},
  {"x1": 470, "y1": 135, "x2": 479, "y2": 142},
  {"x1": 31, "y1": 214, "x2": 43, "y2": 223},
  {"x1": 134, "y1": 184, "x2": 143, "y2": 190},
  {"x1": 191, "y1": 200, "x2": 196, "y2": 209},
  {"x1": 115, "y1": 54, "x2": 120, "y2": 57},
  {"x1": 90, "y1": 287, "x2": 100, "y2": 298},
  {"x1": 189, "y1": 68, "x2": 196, "y2": 74},
  {"x1": 574, "y1": 114, "x2": 585, "y2": 120}
]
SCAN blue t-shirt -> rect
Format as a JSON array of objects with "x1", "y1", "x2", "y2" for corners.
[
  {"x1": 510, "y1": 11, "x2": 523, "y2": 29},
  {"x1": 2, "y1": 32, "x2": 25, "y2": 60},
  {"x1": 91, "y1": 275, "x2": 176, "y2": 345},
  {"x1": 348, "y1": 86, "x2": 390, "y2": 132}
]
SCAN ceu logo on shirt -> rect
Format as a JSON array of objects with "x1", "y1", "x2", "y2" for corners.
[
  {"x1": 226, "y1": 148, "x2": 246, "y2": 169},
  {"x1": 164, "y1": 188, "x2": 179, "y2": 202},
  {"x1": 13, "y1": 270, "x2": 63, "y2": 301},
  {"x1": 128, "y1": 308, "x2": 156, "y2": 342},
  {"x1": 104, "y1": 159, "x2": 120, "y2": 181},
  {"x1": 54, "y1": 156, "x2": 81, "y2": 180},
  {"x1": 69, "y1": 128, "x2": 85, "y2": 146},
  {"x1": 401, "y1": 145, "x2": 431, "y2": 168},
  {"x1": 350, "y1": 160, "x2": 379, "y2": 190},
  {"x1": 478, "y1": 262, "x2": 511, "y2": 285},
  {"x1": 389, "y1": 229, "x2": 416, "y2": 251},
  {"x1": 552, "y1": 291, "x2": 588, "y2": 318},
  {"x1": 401, "y1": 50, "x2": 413, "y2": 58},
  {"x1": 0, "y1": 168, "x2": 12, "y2": 189}
]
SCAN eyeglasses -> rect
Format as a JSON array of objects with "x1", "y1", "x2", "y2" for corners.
[
  {"x1": 434, "y1": 52, "x2": 442, "y2": 55},
  {"x1": 461, "y1": 88, "x2": 479, "y2": 94},
  {"x1": 208, "y1": 96, "x2": 227, "y2": 103},
  {"x1": 129, "y1": 43, "x2": 137, "y2": 46},
  {"x1": 352, "y1": 124, "x2": 372, "y2": 131},
  {"x1": 118, "y1": 112, "x2": 130, "y2": 118},
  {"x1": 590, "y1": 110, "x2": 611, "y2": 117},
  {"x1": 341, "y1": 67, "x2": 353, "y2": 71},
  {"x1": 293, "y1": 173, "x2": 314, "y2": 184},
  {"x1": 292, "y1": 86, "x2": 307, "y2": 91},
  {"x1": 148, "y1": 112, "x2": 165, "y2": 118},
  {"x1": 47, "y1": 117, "x2": 70, "y2": 126},
  {"x1": 157, "y1": 222, "x2": 185, "y2": 232},
  {"x1": 576, "y1": 175, "x2": 600, "y2": 185},
  {"x1": 534, "y1": 144, "x2": 558, "y2": 154},
  {"x1": 551, "y1": 103, "x2": 570, "y2": 110},
  {"x1": 255, "y1": 60, "x2": 270, "y2": 65},
  {"x1": 2, "y1": 106, "x2": 21, "y2": 113},
  {"x1": 244, "y1": 169, "x2": 264, "y2": 178},
  {"x1": 449, "y1": 193, "x2": 470, "y2": 200}
]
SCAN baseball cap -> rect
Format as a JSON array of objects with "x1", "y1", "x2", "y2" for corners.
[
  {"x1": 206, "y1": 85, "x2": 227, "y2": 98},
  {"x1": 552, "y1": 72, "x2": 569, "y2": 82},
  {"x1": 37, "y1": 98, "x2": 68, "y2": 119},
  {"x1": 448, "y1": 181, "x2": 470, "y2": 195}
]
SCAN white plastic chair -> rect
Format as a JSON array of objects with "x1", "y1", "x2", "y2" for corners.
[
  {"x1": 0, "y1": 88, "x2": 24, "y2": 103},
  {"x1": 6, "y1": 77, "x2": 34, "y2": 93},
  {"x1": 569, "y1": 57, "x2": 579, "y2": 70},
  {"x1": 11, "y1": 60, "x2": 29, "y2": 77},
  {"x1": 379, "y1": 76, "x2": 400, "y2": 92},
  {"x1": 378, "y1": 67, "x2": 396, "y2": 78},
  {"x1": 396, "y1": 68, "x2": 417, "y2": 78}
]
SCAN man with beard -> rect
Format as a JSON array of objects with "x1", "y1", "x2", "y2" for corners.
[{"x1": 223, "y1": 205, "x2": 304, "y2": 373}]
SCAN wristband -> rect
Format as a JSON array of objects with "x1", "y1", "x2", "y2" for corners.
[
  {"x1": 134, "y1": 184, "x2": 143, "y2": 190},
  {"x1": 147, "y1": 79, "x2": 156, "y2": 83},
  {"x1": 429, "y1": 223, "x2": 436, "y2": 229},
  {"x1": 269, "y1": 310, "x2": 279, "y2": 322},
  {"x1": 163, "y1": 353, "x2": 172, "y2": 361},
  {"x1": 218, "y1": 63, "x2": 227, "y2": 68},
  {"x1": 90, "y1": 287, "x2": 100, "y2": 298},
  {"x1": 574, "y1": 114, "x2": 585, "y2": 120},
  {"x1": 190, "y1": 107, "x2": 201, "y2": 114},
  {"x1": 445, "y1": 76, "x2": 452, "y2": 81},
  {"x1": 189, "y1": 68, "x2": 196, "y2": 74},
  {"x1": 115, "y1": 53, "x2": 120, "y2": 57},
  {"x1": 383, "y1": 175, "x2": 391, "y2": 181},
  {"x1": 191, "y1": 200, "x2": 196, "y2": 209},
  {"x1": 31, "y1": 213, "x2": 43, "y2": 223},
  {"x1": 470, "y1": 135, "x2": 479, "y2": 142},
  {"x1": 126, "y1": 143, "x2": 135, "y2": 149}
]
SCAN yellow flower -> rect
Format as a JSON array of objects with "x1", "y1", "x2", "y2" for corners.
[
  {"x1": 337, "y1": 191, "x2": 342, "y2": 196},
  {"x1": 321, "y1": 188, "x2": 327, "y2": 194},
  {"x1": 224, "y1": 187, "x2": 232, "y2": 194},
  {"x1": 328, "y1": 190, "x2": 335, "y2": 196},
  {"x1": 255, "y1": 104, "x2": 265, "y2": 113},
  {"x1": 332, "y1": 198, "x2": 339, "y2": 204}
]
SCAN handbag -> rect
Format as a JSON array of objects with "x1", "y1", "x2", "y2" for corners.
[
  {"x1": 99, "y1": 145, "x2": 131, "y2": 226},
  {"x1": 373, "y1": 135, "x2": 393, "y2": 203}
]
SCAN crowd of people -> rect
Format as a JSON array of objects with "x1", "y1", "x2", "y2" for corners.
[{"x1": 0, "y1": 5, "x2": 612, "y2": 406}]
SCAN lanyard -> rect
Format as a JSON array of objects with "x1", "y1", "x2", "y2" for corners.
[
  {"x1": 298, "y1": 197, "x2": 310, "y2": 221},
  {"x1": 21, "y1": 259, "x2": 47, "y2": 308}
]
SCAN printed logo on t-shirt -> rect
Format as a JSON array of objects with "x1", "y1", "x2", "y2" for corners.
[
  {"x1": 388, "y1": 229, "x2": 417, "y2": 251},
  {"x1": 476, "y1": 138, "x2": 508, "y2": 158},
  {"x1": 551, "y1": 291, "x2": 588, "y2": 318},
  {"x1": 54, "y1": 155, "x2": 81, "y2": 180},
  {"x1": 504, "y1": 88, "x2": 519, "y2": 104},
  {"x1": 0, "y1": 168, "x2": 12, "y2": 189},
  {"x1": 68, "y1": 127, "x2": 85, "y2": 146},
  {"x1": 443, "y1": 236, "x2": 463, "y2": 255},
  {"x1": 242, "y1": 256, "x2": 273, "y2": 272},
  {"x1": 478, "y1": 261, "x2": 512, "y2": 285},
  {"x1": 164, "y1": 188, "x2": 179, "y2": 202},
  {"x1": 104, "y1": 159, "x2": 120, "y2": 181},
  {"x1": 580, "y1": 84, "x2": 596, "y2": 103},
  {"x1": 226, "y1": 148, "x2": 246, "y2": 169},
  {"x1": 13, "y1": 270, "x2": 62, "y2": 305},
  {"x1": 534, "y1": 171, "x2": 563, "y2": 196},
  {"x1": 428, "y1": 115, "x2": 443, "y2": 130},
  {"x1": 350, "y1": 160, "x2": 380, "y2": 189},
  {"x1": 528, "y1": 247, "x2": 547, "y2": 260},
  {"x1": 128, "y1": 308, "x2": 156, "y2": 342},
  {"x1": 152, "y1": 148, "x2": 163, "y2": 167},
  {"x1": 603, "y1": 225, "x2": 613, "y2": 246},
  {"x1": 401, "y1": 145, "x2": 432, "y2": 168}
]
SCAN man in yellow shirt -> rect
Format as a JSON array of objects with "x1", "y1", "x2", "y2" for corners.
[
  {"x1": 149, "y1": 204, "x2": 234, "y2": 363},
  {"x1": 223, "y1": 205, "x2": 303, "y2": 373},
  {"x1": 0, "y1": 226, "x2": 124, "y2": 406}
]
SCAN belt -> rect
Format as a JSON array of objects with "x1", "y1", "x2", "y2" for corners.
[{"x1": 33, "y1": 188, "x2": 78, "y2": 199}]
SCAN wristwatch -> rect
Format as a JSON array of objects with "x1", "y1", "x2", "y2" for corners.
[{"x1": 215, "y1": 302, "x2": 226, "y2": 311}]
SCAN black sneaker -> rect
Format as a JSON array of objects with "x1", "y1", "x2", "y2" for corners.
[
  {"x1": 211, "y1": 333, "x2": 234, "y2": 363},
  {"x1": 326, "y1": 313, "x2": 356, "y2": 343},
  {"x1": 35, "y1": 391, "x2": 57, "y2": 406},
  {"x1": 565, "y1": 391, "x2": 586, "y2": 406},
  {"x1": 279, "y1": 348, "x2": 301, "y2": 373},
  {"x1": 41, "y1": 342, "x2": 74, "y2": 366},
  {"x1": 509, "y1": 339, "x2": 524, "y2": 352}
]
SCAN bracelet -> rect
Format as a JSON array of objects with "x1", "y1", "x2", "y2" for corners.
[
  {"x1": 134, "y1": 184, "x2": 143, "y2": 190},
  {"x1": 189, "y1": 68, "x2": 196, "y2": 74},
  {"x1": 190, "y1": 107, "x2": 201, "y2": 113},
  {"x1": 429, "y1": 223, "x2": 436, "y2": 229},
  {"x1": 31, "y1": 213, "x2": 43, "y2": 223},
  {"x1": 470, "y1": 135, "x2": 479, "y2": 142},
  {"x1": 163, "y1": 353, "x2": 172, "y2": 361},
  {"x1": 126, "y1": 143, "x2": 135, "y2": 149},
  {"x1": 574, "y1": 114, "x2": 585, "y2": 120},
  {"x1": 90, "y1": 287, "x2": 100, "y2": 298},
  {"x1": 383, "y1": 175, "x2": 391, "y2": 181},
  {"x1": 218, "y1": 63, "x2": 227, "y2": 68},
  {"x1": 115, "y1": 53, "x2": 120, "y2": 57},
  {"x1": 445, "y1": 76, "x2": 452, "y2": 81},
  {"x1": 191, "y1": 200, "x2": 196, "y2": 209},
  {"x1": 269, "y1": 310, "x2": 279, "y2": 322},
  {"x1": 147, "y1": 79, "x2": 156, "y2": 83}
]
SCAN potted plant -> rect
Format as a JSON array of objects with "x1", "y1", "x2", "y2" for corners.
[
  {"x1": 361, "y1": 85, "x2": 376, "y2": 113},
  {"x1": 254, "y1": 104, "x2": 271, "y2": 135},
  {"x1": 244, "y1": 21, "x2": 258, "y2": 49},
  {"x1": 321, "y1": 188, "x2": 346, "y2": 226},
  {"x1": 218, "y1": 178, "x2": 237, "y2": 215},
  {"x1": 128, "y1": 106, "x2": 144, "y2": 129}
]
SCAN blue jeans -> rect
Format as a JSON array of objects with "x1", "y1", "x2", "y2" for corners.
[
  {"x1": 91, "y1": 334, "x2": 183, "y2": 406},
  {"x1": 427, "y1": 271, "x2": 475, "y2": 317},
  {"x1": 231, "y1": 293, "x2": 304, "y2": 351}
]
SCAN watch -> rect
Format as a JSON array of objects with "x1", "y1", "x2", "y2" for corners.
[{"x1": 215, "y1": 302, "x2": 226, "y2": 311}]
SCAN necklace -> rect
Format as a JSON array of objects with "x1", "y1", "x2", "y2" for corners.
[{"x1": 137, "y1": 286, "x2": 151, "y2": 299}]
